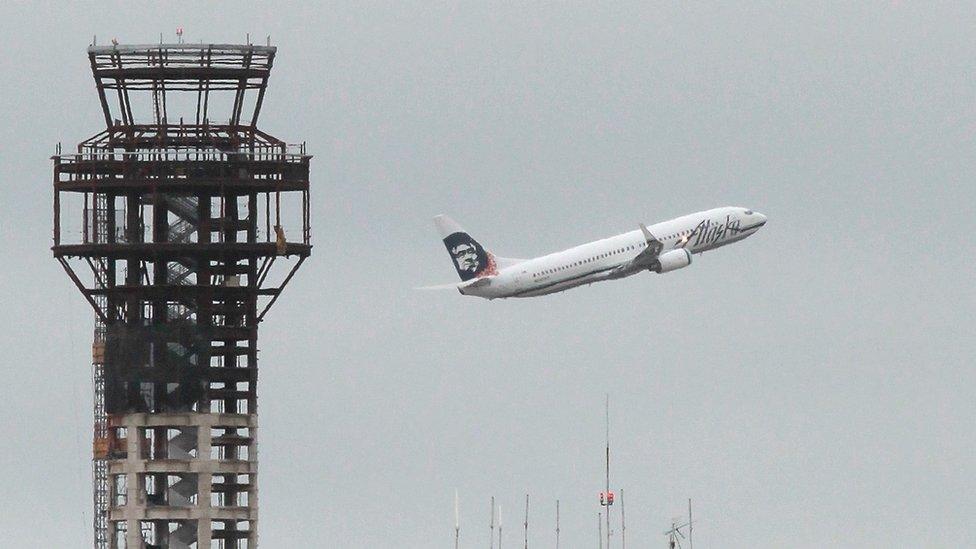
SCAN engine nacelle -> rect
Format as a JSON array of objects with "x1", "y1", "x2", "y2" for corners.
[{"x1": 654, "y1": 248, "x2": 692, "y2": 273}]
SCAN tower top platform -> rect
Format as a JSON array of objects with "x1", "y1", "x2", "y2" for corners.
[
  {"x1": 88, "y1": 43, "x2": 275, "y2": 55},
  {"x1": 88, "y1": 43, "x2": 279, "y2": 128}
]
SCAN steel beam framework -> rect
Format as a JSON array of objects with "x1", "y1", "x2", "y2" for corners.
[{"x1": 53, "y1": 42, "x2": 311, "y2": 549}]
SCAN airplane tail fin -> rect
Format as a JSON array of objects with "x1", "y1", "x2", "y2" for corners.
[{"x1": 434, "y1": 214, "x2": 510, "y2": 281}]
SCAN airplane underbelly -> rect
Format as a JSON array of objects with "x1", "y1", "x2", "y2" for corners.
[
  {"x1": 512, "y1": 270, "x2": 611, "y2": 298},
  {"x1": 692, "y1": 231, "x2": 750, "y2": 253}
]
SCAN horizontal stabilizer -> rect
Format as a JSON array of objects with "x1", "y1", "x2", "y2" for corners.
[
  {"x1": 415, "y1": 277, "x2": 493, "y2": 291},
  {"x1": 415, "y1": 282, "x2": 464, "y2": 291}
]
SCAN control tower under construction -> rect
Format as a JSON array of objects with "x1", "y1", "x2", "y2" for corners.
[{"x1": 53, "y1": 41, "x2": 312, "y2": 548}]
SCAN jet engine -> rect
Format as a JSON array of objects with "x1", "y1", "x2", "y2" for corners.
[{"x1": 654, "y1": 249, "x2": 692, "y2": 273}]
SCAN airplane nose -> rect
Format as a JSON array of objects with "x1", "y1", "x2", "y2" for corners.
[{"x1": 754, "y1": 212, "x2": 767, "y2": 228}]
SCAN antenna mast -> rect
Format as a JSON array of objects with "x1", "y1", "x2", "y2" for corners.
[
  {"x1": 664, "y1": 519, "x2": 690, "y2": 549},
  {"x1": 523, "y1": 494, "x2": 529, "y2": 549},
  {"x1": 688, "y1": 499, "x2": 693, "y2": 549},
  {"x1": 555, "y1": 500, "x2": 560, "y2": 549},
  {"x1": 498, "y1": 505, "x2": 503, "y2": 549},
  {"x1": 455, "y1": 490, "x2": 460, "y2": 549},
  {"x1": 621, "y1": 489, "x2": 626, "y2": 549},
  {"x1": 490, "y1": 496, "x2": 496, "y2": 549},
  {"x1": 605, "y1": 395, "x2": 612, "y2": 549},
  {"x1": 598, "y1": 512, "x2": 603, "y2": 549}
]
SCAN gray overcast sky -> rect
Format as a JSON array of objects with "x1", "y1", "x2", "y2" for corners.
[{"x1": 1, "y1": 2, "x2": 974, "y2": 547}]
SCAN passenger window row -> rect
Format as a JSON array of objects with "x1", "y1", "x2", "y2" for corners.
[
  {"x1": 526, "y1": 227, "x2": 708, "y2": 280},
  {"x1": 531, "y1": 242, "x2": 646, "y2": 278}
]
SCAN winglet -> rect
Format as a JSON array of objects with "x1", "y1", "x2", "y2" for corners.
[
  {"x1": 638, "y1": 222, "x2": 664, "y2": 261},
  {"x1": 640, "y1": 223, "x2": 657, "y2": 243}
]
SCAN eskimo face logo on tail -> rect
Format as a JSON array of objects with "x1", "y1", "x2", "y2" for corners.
[
  {"x1": 443, "y1": 232, "x2": 497, "y2": 281},
  {"x1": 451, "y1": 242, "x2": 480, "y2": 273}
]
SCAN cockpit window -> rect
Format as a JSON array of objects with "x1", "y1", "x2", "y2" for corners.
[{"x1": 744, "y1": 209, "x2": 753, "y2": 215}]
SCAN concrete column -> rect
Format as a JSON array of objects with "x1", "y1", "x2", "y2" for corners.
[{"x1": 106, "y1": 411, "x2": 258, "y2": 548}]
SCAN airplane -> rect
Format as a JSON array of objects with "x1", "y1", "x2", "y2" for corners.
[{"x1": 430, "y1": 206, "x2": 766, "y2": 299}]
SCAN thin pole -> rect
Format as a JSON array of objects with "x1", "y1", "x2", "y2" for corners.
[
  {"x1": 688, "y1": 499, "x2": 693, "y2": 549},
  {"x1": 620, "y1": 489, "x2": 625, "y2": 549},
  {"x1": 455, "y1": 490, "x2": 460, "y2": 549},
  {"x1": 523, "y1": 494, "x2": 529, "y2": 549},
  {"x1": 490, "y1": 496, "x2": 495, "y2": 549},
  {"x1": 598, "y1": 512, "x2": 603, "y2": 549},
  {"x1": 498, "y1": 505, "x2": 503, "y2": 549},
  {"x1": 555, "y1": 500, "x2": 560, "y2": 549},
  {"x1": 605, "y1": 395, "x2": 611, "y2": 549}
]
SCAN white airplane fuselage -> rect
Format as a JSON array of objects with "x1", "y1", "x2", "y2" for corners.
[{"x1": 446, "y1": 207, "x2": 766, "y2": 299}]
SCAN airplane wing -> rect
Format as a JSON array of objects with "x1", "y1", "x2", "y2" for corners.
[
  {"x1": 613, "y1": 223, "x2": 664, "y2": 274},
  {"x1": 630, "y1": 223, "x2": 665, "y2": 268}
]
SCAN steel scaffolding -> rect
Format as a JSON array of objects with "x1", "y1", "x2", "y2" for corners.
[{"x1": 53, "y1": 42, "x2": 311, "y2": 549}]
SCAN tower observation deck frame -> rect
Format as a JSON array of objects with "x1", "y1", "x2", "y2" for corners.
[{"x1": 53, "y1": 42, "x2": 311, "y2": 549}]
